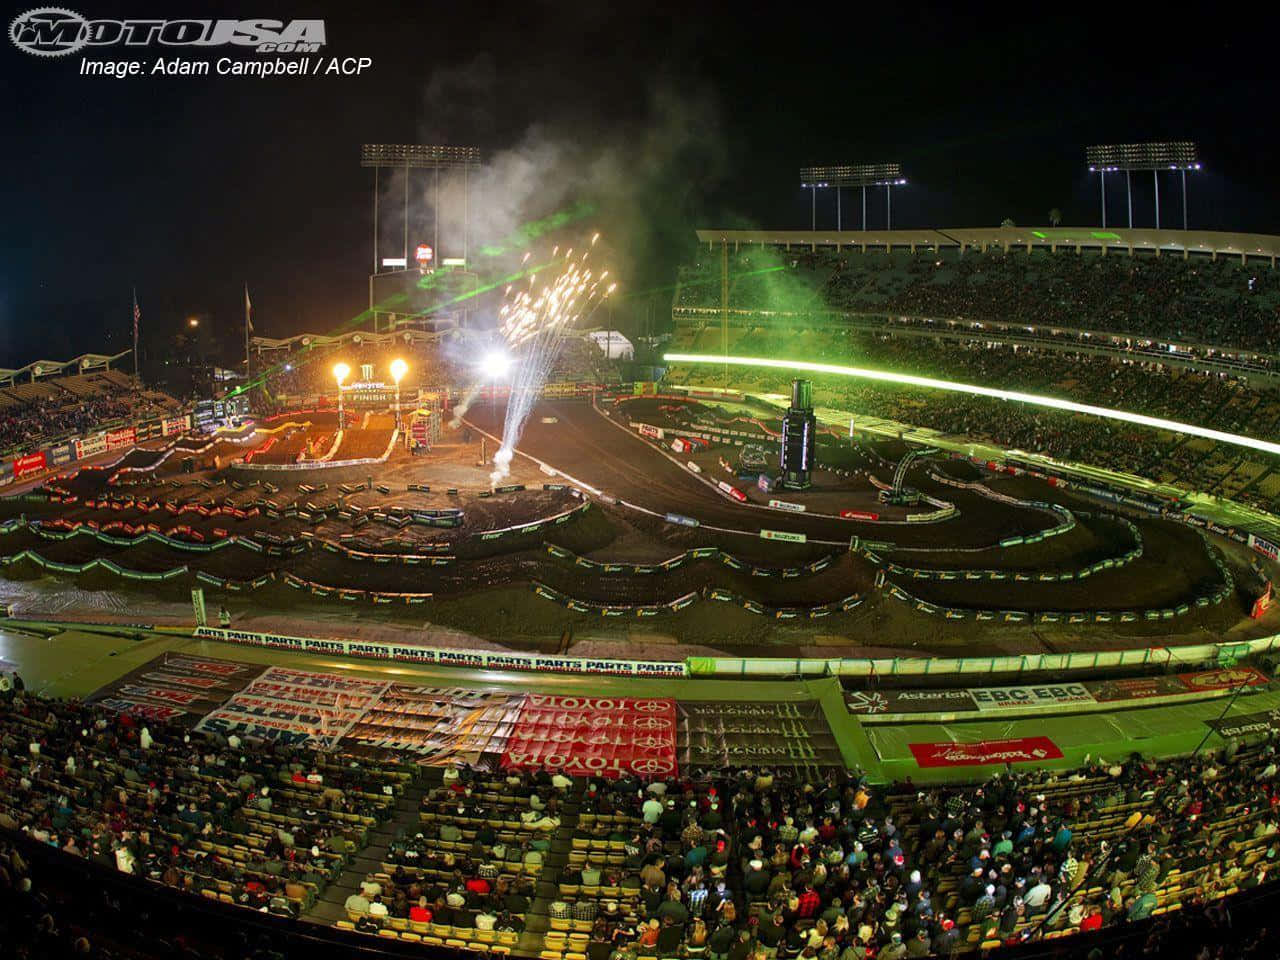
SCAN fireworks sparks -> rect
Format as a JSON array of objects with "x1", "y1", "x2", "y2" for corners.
[
  {"x1": 486, "y1": 239, "x2": 615, "y2": 484},
  {"x1": 497, "y1": 244, "x2": 614, "y2": 350}
]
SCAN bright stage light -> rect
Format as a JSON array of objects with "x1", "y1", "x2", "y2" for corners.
[
  {"x1": 662, "y1": 353, "x2": 1280, "y2": 458},
  {"x1": 332, "y1": 362, "x2": 350, "y2": 386},
  {"x1": 390, "y1": 357, "x2": 408, "y2": 384},
  {"x1": 480, "y1": 350, "x2": 513, "y2": 380}
]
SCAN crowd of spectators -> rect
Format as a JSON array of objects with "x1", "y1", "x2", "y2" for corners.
[
  {"x1": 338, "y1": 773, "x2": 551, "y2": 941},
  {"x1": 0, "y1": 369, "x2": 177, "y2": 455},
  {"x1": 666, "y1": 322, "x2": 1280, "y2": 514},
  {"x1": 677, "y1": 248, "x2": 1280, "y2": 355},
  {"x1": 0, "y1": 688, "x2": 404, "y2": 924},
  {"x1": 539, "y1": 746, "x2": 1280, "y2": 960},
  {"x1": 0, "y1": 395, "x2": 132, "y2": 452},
  {"x1": 6, "y1": 681, "x2": 1280, "y2": 957}
]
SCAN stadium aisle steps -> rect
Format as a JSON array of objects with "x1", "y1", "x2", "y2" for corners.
[
  {"x1": 304, "y1": 782, "x2": 430, "y2": 924},
  {"x1": 518, "y1": 804, "x2": 581, "y2": 955}
]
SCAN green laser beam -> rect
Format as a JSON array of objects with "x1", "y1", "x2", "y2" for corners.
[
  {"x1": 620, "y1": 265, "x2": 788, "y2": 302},
  {"x1": 477, "y1": 201, "x2": 597, "y2": 258},
  {"x1": 662, "y1": 353, "x2": 1280, "y2": 457}
]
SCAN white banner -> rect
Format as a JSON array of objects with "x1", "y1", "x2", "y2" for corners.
[
  {"x1": 193, "y1": 626, "x2": 687, "y2": 677},
  {"x1": 969, "y1": 683, "x2": 1096, "y2": 712},
  {"x1": 75, "y1": 432, "x2": 107, "y2": 459},
  {"x1": 162, "y1": 415, "x2": 191, "y2": 437}
]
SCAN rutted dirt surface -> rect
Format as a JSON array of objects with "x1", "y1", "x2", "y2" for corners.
[{"x1": 0, "y1": 399, "x2": 1257, "y2": 655}]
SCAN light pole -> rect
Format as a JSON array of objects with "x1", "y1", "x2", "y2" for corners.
[
  {"x1": 1086, "y1": 143, "x2": 1200, "y2": 230},
  {"x1": 800, "y1": 164, "x2": 906, "y2": 233},
  {"x1": 333, "y1": 362, "x2": 350, "y2": 428},
  {"x1": 390, "y1": 358, "x2": 407, "y2": 430}
]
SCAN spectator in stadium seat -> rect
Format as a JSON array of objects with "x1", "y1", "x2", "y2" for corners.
[
  {"x1": 1127, "y1": 891, "x2": 1158, "y2": 922},
  {"x1": 876, "y1": 930, "x2": 907, "y2": 960},
  {"x1": 343, "y1": 890, "x2": 370, "y2": 915}
]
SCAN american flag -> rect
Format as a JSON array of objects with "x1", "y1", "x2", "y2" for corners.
[{"x1": 132, "y1": 290, "x2": 140, "y2": 342}]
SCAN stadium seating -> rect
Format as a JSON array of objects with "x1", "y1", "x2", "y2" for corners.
[
  {"x1": 676, "y1": 247, "x2": 1280, "y2": 355},
  {"x1": 4, "y1": 684, "x2": 1280, "y2": 959},
  {"x1": 0, "y1": 369, "x2": 180, "y2": 455},
  {"x1": 666, "y1": 319, "x2": 1280, "y2": 514}
]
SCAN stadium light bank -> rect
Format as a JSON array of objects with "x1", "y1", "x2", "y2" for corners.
[{"x1": 662, "y1": 353, "x2": 1280, "y2": 458}]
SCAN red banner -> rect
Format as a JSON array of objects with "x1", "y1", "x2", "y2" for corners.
[
  {"x1": 502, "y1": 694, "x2": 677, "y2": 780},
  {"x1": 1177, "y1": 666, "x2": 1270, "y2": 692},
  {"x1": 909, "y1": 736, "x2": 1063, "y2": 768},
  {"x1": 840, "y1": 509, "x2": 880, "y2": 521},
  {"x1": 12, "y1": 451, "x2": 46, "y2": 479},
  {"x1": 105, "y1": 427, "x2": 137, "y2": 451}
]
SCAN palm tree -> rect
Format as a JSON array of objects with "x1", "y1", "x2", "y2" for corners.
[{"x1": 1049, "y1": 208, "x2": 1062, "y2": 228}]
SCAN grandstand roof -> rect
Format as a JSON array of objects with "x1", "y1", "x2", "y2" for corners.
[
  {"x1": 250, "y1": 329, "x2": 446, "y2": 351},
  {"x1": 0, "y1": 349, "x2": 131, "y2": 386},
  {"x1": 695, "y1": 226, "x2": 1280, "y2": 261}
]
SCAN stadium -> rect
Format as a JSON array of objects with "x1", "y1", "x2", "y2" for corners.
[{"x1": 6, "y1": 12, "x2": 1280, "y2": 960}]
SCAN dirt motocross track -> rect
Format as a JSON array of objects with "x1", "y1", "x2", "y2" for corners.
[{"x1": 0, "y1": 397, "x2": 1260, "y2": 656}]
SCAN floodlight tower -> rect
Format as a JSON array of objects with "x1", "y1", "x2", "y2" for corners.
[
  {"x1": 361, "y1": 144, "x2": 482, "y2": 321},
  {"x1": 1086, "y1": 142, "x2": 1201, "y2": 230},
  {"x1": 799, "y1": 163, "x2": 907, "y2": 230}
]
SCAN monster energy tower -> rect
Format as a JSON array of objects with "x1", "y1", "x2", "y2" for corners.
[{"x1": 779, "y1": 378, "x2": 816, "y2": 490}]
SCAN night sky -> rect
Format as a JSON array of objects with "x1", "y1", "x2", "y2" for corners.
[{"x1": 3, "y1": 2, "x2": 1276, "y2": 370}]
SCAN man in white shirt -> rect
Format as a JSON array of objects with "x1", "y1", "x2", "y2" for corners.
[
  {"x1": 642, "y1": 795, "x2": 663, "y2": 824},
  {"x1": 1024, "y1": 879, "x2": 1052, "y2": 911}
]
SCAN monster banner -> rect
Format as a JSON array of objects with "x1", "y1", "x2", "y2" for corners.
[{"x1": 677, "y1": 700, "x2": 843, "y2": 771}]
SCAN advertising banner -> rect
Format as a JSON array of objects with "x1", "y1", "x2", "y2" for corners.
[
  {"x1": 12, "y1": 451, "x2": 46, "y2": 480},
  {"x1": 192, "y1": 626, "x2": 688, "y2": 677},
  {"x1": 760, "y1": 529, "x2": 806, "y2": 543},
  {"x1": 345, "y1": 686, "x2": 525, "y2": 765},
  {"x1": 105, "y1": 427, "x2": 137, "y2": 451},
  {"x1": 501, "y1": 694, "x2": 678, "y2": 779},
  {"x1": 845, "y1": 688, "x2": 979, "y2": 715},
  {"x1": 195, "y1": 665, "x2": 390, "y2": 748},
  {"x1": 1206, "y1": 709, "x2": 1280, "y2": 740},
  {"x1": 87, "y1": 652, "x2": 262, "y2": 721},
  {"x1": 768, "y1": 498, "x2": 805, "y2": 512},
  {"x1": 969, "y1": 683, "x2": 1095, "y2": 712},
  {"x1": 1248, "y1": 533, "x2": 1280, "y2": 563},
  {"x1": 677, "y1": 700, "x2": 843, "y2": 771},
  {"x1": 47, "y1": 441, "x2": 74, "y2": 466},
  {"x1": 634, "y1": 422, "x2": 664, "y2": 440},
  {"x1": 909, "y1": 736, "x2": 1064, "y2": 768},
  {"x1": 75, "y1": 432, "x2": 107, "y2": 459},
  {"x1": 162, "y1": 415, "x2": 191, "y2": 436},
  {"x1": 1085, "y1": 674, "x2": 1189, "y2": 703},
  {"x1": 1177, "y1": 666, "x2": 1270, "y2": 692},
  {"x1": 0, "y1": 460, "x2": 11, "y2": 487},
  {"x1": 840, "y1": 509, "x2": 880, "y2": 521}
]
